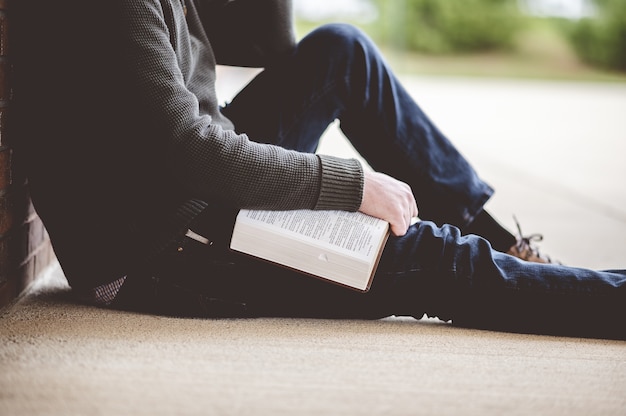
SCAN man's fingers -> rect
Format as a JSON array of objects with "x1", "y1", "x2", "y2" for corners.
[{"x1": 360, "y1": 170, "x2": 418, "y2": 236}]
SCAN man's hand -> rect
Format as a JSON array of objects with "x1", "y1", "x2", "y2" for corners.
[{"x1": 359, "y1": 170, "x2": 418, "y2": 236}]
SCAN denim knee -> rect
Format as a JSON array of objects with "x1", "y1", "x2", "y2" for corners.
[
  {"x1": 300, "y1": 23, "x2": 380, "y2": 67},
  {"x1": 304, "y1": 23, "x2": 370, "y2": 47}
]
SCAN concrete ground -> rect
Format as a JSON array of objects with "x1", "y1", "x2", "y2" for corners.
[{"x1": 1, "y1": 73, "x2": 625, "y2": 416}]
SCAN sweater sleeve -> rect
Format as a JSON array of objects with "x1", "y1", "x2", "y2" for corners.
[
  {"x1": 195, "y1": 0, "x2": 297, "y2": 67},
  {"x1": 121, "y1": 0, "x2": 363, "y2": 212}
]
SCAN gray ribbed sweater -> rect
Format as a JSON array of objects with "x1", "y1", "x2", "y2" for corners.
[
  {"x1": 122, "y1": 0, "x2": 364, "y2": 211},
  {"x1": 14, "y1": 0, "x2": 364, "y2": 290}
]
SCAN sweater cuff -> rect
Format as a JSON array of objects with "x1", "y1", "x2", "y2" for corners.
[{"x1": 314, "y1": 154, "x2": 364, "y2": 211}]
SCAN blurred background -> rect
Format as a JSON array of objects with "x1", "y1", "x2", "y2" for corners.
[
  {"x1": 217, "y1": 0, "x2": 626, "y2": 268},
  {"x1": 292, "y1": 0, "x2": 626, "y2": 268},
  {"x1": 294, "y1": 0, "x2": 626, "y2": 82}
]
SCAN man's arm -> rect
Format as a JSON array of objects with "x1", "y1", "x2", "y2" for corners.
[
  {"x1": 196, "y1": 0, "x2": 297, "y2": 67},
  {"x1": 121, "y1": 0, "x2": 362, "y2": 212}
]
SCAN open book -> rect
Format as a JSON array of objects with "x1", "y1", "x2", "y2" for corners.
[{"x1": 229, "y1": 209, "x2": 390, "y2": 292}]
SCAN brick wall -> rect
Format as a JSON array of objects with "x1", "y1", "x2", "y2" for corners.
[{"x1": 0, "y1": 0, "x2": 55, "y2": 309}]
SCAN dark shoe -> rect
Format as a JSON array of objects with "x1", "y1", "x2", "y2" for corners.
[{"x1": 506, "y1": 216, "x2": 559, "y2": 264}]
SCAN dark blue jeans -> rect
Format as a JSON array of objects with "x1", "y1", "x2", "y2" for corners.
[
  {"x1": 223, "y1": 24, "x2": 493, "y2": 228},
  {"x1": 115, "y1": 24, "x2": 626, "y2": 339}
]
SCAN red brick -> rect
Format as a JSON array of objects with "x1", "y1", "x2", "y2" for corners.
[
  {"x1": 0, "y1": 232, "x2": 9, "y2": 276},
  {"x1": 0, "y1": 10, "x2": 7, "y2": 56},
  {"x1": 0, "y1": 105, "x2": 8, "y2": 147},
  {"x1": 0, "y1": 193, "x2": 13, "y2": 235},
  {"x1": 0, "y1": 148, "x2": 9, "y2": 190},
  {"x1": 0, "y1": 59, "x2": 7, "y2": 101}
]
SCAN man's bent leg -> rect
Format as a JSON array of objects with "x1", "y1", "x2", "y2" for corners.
[{"x1": 222, "y1": 23, "x2": 493, "y2": 228}]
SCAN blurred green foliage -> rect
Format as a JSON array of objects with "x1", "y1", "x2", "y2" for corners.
[
  {"x1": 564, "y1": 0, "x2": 626, "y2": 71},
  {"x1": 372, "y1": 0, "x2": 524, "y2": 53},
  {"x1": 295, "y1": 0, "x2": 626, "y2": 75}
]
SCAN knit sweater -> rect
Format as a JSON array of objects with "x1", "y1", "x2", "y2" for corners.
[{"x1": 12, "y1": 0, "x2": 364, "y2": 290}]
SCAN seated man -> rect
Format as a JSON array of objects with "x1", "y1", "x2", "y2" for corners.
[{"x1": 12, "y1": 0, "x2": 625, "y2": 339}]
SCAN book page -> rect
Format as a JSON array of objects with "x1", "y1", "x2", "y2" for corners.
[{"x1": 237, "y1": 209, "x2": 388, "y2": 260}]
